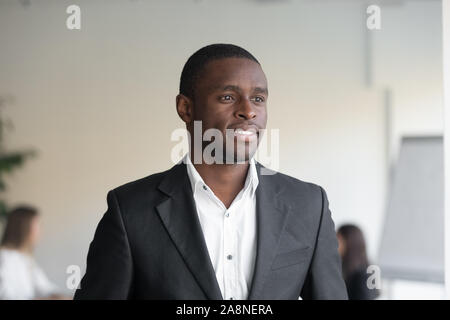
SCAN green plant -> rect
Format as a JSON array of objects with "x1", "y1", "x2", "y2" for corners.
[{"x1": 0, "y1": 95, "x2": 36, "y2": 219}]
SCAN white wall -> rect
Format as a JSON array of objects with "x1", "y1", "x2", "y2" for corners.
[{"x1": 0, "y1": 0, "x2": 443, "y2": 297}]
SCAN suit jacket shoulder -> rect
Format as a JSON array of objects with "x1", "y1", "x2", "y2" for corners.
[
  {"x1": 256, "y1": 163, "x2": 326, "y2": 220},
  {"x1": 108, "y1": 165, "x2": 180, "y2": 218}
]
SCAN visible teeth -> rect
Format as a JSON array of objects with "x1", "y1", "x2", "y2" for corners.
[{"x1": 235, "y1": 129, "x2": 255, "y2": 135}]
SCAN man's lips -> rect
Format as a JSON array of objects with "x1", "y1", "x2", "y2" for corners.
[
  {"x1": 229, "y1": 125, "x2": 259, "y2": 142},
  {"x1": 229, "y1": 125, "x2": 259, "y2": 133}
]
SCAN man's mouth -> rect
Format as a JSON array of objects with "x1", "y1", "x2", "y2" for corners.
[{"x1": 232, "y1": 127, "x2": 258, "y2": 142}]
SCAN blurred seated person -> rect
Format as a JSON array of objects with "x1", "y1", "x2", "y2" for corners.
[
  {"x1": 337, "y1": 224, "x2": 379, "y2": 300},
  {"x1": 0, "y1": 206, "x2": 67, "y2": 299}
]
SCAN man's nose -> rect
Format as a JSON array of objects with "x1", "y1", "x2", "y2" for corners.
[{"x1": 235, "y1": 98, "x2": 256, "y2": 120}]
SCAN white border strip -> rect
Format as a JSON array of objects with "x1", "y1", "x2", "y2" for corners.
[{"x1": 443, "y1": 0, "x2": 450, "y2": 300}]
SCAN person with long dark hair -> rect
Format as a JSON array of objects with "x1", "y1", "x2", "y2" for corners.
[
  {"x1": 0, "y1": 206, "x2": 64, "y2": 299},
  {"x1": 337, "y1": 224, "x2": 379, "y2": 300}
]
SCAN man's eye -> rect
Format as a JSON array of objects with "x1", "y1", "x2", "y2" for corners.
[
  {"x1": 253, "y1": 96, "x2": 265, "y2": 103},
  {"x1": 220, "y1": 95, "x2": 234, "y2": 102}
]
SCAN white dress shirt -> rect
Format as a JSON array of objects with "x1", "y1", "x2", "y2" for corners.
[
  {"x1": 0, "y1": 248, "x2": 59, "y2": 300},
  {"x1": 184, "y1": 153, "x2": 258, "y2": 300}
]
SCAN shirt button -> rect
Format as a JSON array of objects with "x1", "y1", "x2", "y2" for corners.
[
  {"x1": 229, "y1": 297, "x2": 234, "y2": 300},
  {"x1": 225, "y1": 213, "x2": 229, "y2": 217},
  {"x1": 202, "y1": 185, "x2": 207, "y2": 190},
  {"x1": 227, "y1": 254, "x2": 233, "y2": 260}
]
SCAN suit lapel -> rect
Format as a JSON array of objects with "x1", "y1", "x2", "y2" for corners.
[
  {"x1": 154, "y1": 162, "x2": 292, "y2": 300},
  {"x1": 247, "y1": 163, "x2": 293, "y2": 300},
  {"x1": 155, "y1": 163, "x2": 223, "y2": 300}
]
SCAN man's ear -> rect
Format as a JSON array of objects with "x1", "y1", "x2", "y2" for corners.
[{"x1": 176, "y1": 94, "x2": 194, "y2": 124}]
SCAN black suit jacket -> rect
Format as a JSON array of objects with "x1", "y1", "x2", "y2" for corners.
[{"x1": 74, "y1": 162, "x2": 348, "y2": 300}]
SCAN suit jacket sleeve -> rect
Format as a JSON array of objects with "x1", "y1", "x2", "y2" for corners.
[
  {"x1": 74, "y1": 190, "x2": 133, "y2": 299},
  {"x1": 300, "y1": 186, "x2": 348, "y2": 300}
]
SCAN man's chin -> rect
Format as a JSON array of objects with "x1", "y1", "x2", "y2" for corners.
[{"x1": 225, "y1": 149, "x2": 257, "y2": 164}]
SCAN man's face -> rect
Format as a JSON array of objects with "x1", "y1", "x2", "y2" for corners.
[{"x1": 189, "y1": 57, "x2": 268, "y2": 163}]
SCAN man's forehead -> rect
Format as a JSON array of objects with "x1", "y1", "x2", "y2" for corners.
[
  {"x1": 209, "y1": 84, "x2": 268, "y2": 95},
  {"x1": 203, "y1": 57, "x2": 263, "y2": 75},
  {"x1": 199, "y1": 58, "x2": 267, "y2": 90}
]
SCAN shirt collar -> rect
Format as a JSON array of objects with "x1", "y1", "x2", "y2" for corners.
[{"x1": 183, "y1": 153, "x2": 259, "y2": 197}]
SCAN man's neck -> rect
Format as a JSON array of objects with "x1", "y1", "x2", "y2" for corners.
[{"x1": 190, "y1": 154, "x2": 250, "y2": 209}]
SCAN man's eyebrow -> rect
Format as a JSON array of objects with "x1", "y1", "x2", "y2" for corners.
[
  {"x1": 253, "y1": 87, "x2": 268, "y2": 95},
  {"x1": 214, "y1": 85, "x2": 268, "y2": 95},
  {"x1": 215, "y1": 85, "x2": 241, "y2": 92}
]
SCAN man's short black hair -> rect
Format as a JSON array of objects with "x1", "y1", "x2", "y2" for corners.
[{"x1": 179, "y1": 43, "x2": 260, "y2": 100}]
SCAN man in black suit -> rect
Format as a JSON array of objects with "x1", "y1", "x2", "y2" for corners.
[{"x1": 74, "y1": 44, "x2": 348, "y2": 300}]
